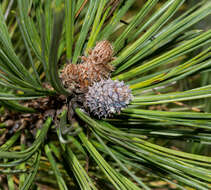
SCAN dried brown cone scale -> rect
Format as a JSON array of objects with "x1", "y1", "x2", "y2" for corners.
[
  {"x1": 60, "y1": 40, "x2": 114, "y2": 92},
  {"x1": 84, "y1": 78, "x2": 133, "y2": 118}
]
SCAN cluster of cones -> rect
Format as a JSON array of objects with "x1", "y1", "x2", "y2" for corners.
[{"x1": 60, "y1": 40, "x2": 132, "y2": 118}]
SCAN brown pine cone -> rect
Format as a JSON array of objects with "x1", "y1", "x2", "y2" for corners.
[
  {"x1": 60, "y1": 61, "x2": 113, "y2": 92},
  {"x1": 89, "y1": 40, "x2": 114, "y2": 64},
  {"x1": 60, "y1": 40, "x2": 114, "y2": 93}
]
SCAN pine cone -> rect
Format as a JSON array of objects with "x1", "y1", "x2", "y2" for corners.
[
  {"x1": 60, "y1": 61, "x2": 113, "y2": 92},
  {"x1": 84, "y1": 79, "x2": 133, "y2": 118},
  {"x1": 60, "y1": 40, "x2": 114, "y2": 92},
  {"x1": 89, "y1": 40, "x2": 113, "y2": 64}
]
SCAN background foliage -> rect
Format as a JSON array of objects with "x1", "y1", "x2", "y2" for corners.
[{"x1": 0, "y1": 0, "x2": 211, "y2": 189}]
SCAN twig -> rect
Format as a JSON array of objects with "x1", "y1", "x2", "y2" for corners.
[{"x1": 75, "y1": 0, "x2": 89, "y2": 19}]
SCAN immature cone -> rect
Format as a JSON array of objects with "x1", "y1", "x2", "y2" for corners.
[
  {"x1": 60, "y1": 61, "x2": 113, "y2": 92},
  {"x1": 90, "y1": 40, "x2": 113, "y2": 64},
  {"x1": 84, "y1": 79, "x2": 133, "y2": 118},
  {"x1": 60, "y1": 40, "x2": 114, "y2": 92}
]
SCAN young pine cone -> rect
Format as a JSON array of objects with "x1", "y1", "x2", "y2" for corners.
[
  {"x1": 60, "y1": 40, "x2": 114, "y2": 92},
  {"x1": 89, "y1": 40, "x2": 114, "y2": 64},
  {"x1": 84, "y1": 78, "x2": 133, "y2": 118}
]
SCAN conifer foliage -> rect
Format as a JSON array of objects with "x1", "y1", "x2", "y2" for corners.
[{"x1": 0, "y1": 0, "x2": 211, "y2": 189}]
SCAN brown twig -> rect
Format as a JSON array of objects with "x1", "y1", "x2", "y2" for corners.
[{"x1": 75, "y1": 0, "x2": 89, "y2": 19}]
